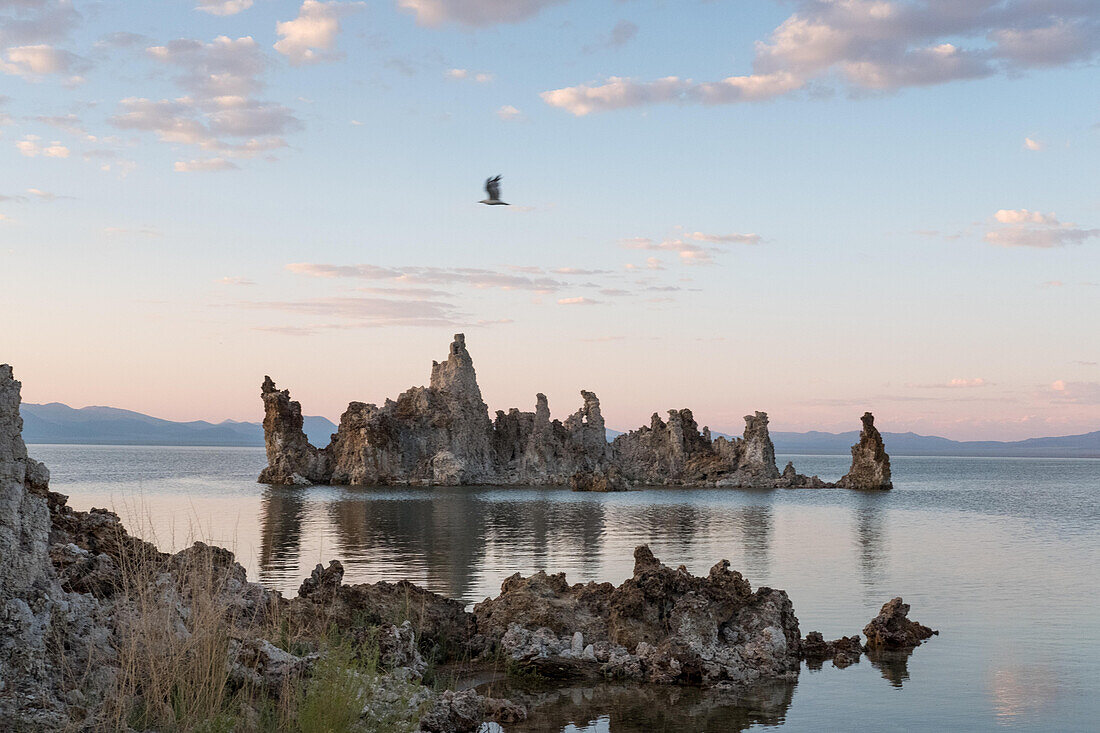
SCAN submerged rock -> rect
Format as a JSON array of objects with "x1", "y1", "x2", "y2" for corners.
[
  {"x1": 862, "y1": 597, "x2": 937, "y2": 650},
  {"x1": 472, "y1": 545, "x2": 802, "y2": 687},
  {"x1": 839, "y1": 412, "x2": 893, "y2": 490}
]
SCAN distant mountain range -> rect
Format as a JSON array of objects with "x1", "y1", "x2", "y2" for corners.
[
  {"x1": 21, "y1": 403, "x2": 337, "y2": 448},
  {"x1": 20, "y1": 403, "x2": 1100, "y2": 458}
]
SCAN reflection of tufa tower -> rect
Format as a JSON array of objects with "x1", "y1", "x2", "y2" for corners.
[{"x1": 257, "y1": 486, "x2": 305, "y2": 590}]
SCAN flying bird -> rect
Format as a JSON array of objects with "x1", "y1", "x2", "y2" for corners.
[{"x1": 479, "y1": 175, "x2": 509, "y2": 205}]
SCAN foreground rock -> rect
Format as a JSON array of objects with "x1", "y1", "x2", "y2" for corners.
[
  {"x1": 260, "y1": 334, "x2": 893, "y2": 489},
  {"x1": 292, "y1": 558, "x2": 475, "y2": 656},
  {"x1": 1, "y1": 364, "x2": 521, "y2": 732},
  {"x1": 472, "y1": 545, "x2": 802, "y2": 686},
  {"x1": 1, "y1": 364, "x2": 112, "y2": 729},
  {"x1": 862, "y1": 597, "x2": 937, "y2": 650}
]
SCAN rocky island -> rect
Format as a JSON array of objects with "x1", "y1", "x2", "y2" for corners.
[
  {"x1": 1, "y1": 362, "x2": 930, "y2": 731},
  {"x1": 259, "y1": 334, "x2": 893, "y2": 490}
]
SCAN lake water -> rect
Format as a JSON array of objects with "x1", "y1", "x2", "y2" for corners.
[{"x1": 28, "y1": 445, "x2": 1100, "y2": 732}]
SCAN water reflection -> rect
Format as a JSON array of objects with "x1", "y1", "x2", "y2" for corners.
[
  {"x1": 484, "y1": 679, "x2": 796, "y2": 733},
  {"x1": 258, "y1": 486, "x2": 305, "y2": 587},
  {"x1": 327, "y1": 490, "x2": 489, "y2": 601},
  {"x1": 853, "y1": 493, "x2": 886, "y2": 592},
  {"x1": 255, "y1": 489, "x2": 791, "y2": 603},
  {"x1": 988, "y1": 664, "x2": 1060, "y2": 724},
  {"x1": 866, "y1": 648, "x2": 913, "y2": 688},
  {"x1": 736, "y1": 504, "x2": 772, "y2": 581}
]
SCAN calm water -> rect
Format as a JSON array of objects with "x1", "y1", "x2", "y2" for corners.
[{"x1": 29, "y1": 445, "x2": 1100, "y2": 732}]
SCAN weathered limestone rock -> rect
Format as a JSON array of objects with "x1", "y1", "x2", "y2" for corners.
[
  {"x1": 258, "y1": 376, "x2": 331, "y2": 485},
  {"x1": 1, "y1": 366, "x2": 119, "y2": 729},
  {"x1": 801, "y1": 631, "x2": 863, "y2": 668},
  {"x1": 839, "y1": 412, "x2": 893, "y2": 490},
  {"x1": 472, "y1": 545, "x2": 802, "y2": 686},
  {"x1": 494, "y1": 391, "x2": 614, "y2": 484},
  {"x1": 0, "y1": 364, "x2": 53, "y2": 599},
  {"x1": 612, "y1": 410, "x2": 788, "y2": 487},
  {"x1": 258, "y1": 335, "x2": 894, "y2": 490},
  {"x1": 419, "y1": 688, "x2": 527, "y2": 732},
  {"x1": 777, "y1": 462, "x2": 830, "y2": 489},
  {"x1": 320, "y1": 335, "x2": 498, "y2": 485},
  {"x1": 293, "y1": 559, "x2": 475, "y2": 654},
  {"x1": 613, "y1": 409, "x2": 725, "y2": 484},
  {"x1": 862, "y1": 597, "x2": 937, "y2": 650},
  {"x1": 569, "y1": 466, "x2": 627, "y2": 492}
]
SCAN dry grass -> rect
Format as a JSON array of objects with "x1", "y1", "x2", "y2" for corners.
[{"x1": 78, "y1": 510, "x2": 426, "y2": 733}]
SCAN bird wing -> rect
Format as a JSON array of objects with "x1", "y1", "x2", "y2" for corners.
[{"x1": 486, "y1": 175, "x2": 501, "y2": 200}]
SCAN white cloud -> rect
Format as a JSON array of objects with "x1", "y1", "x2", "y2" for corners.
[
  {"x1": 26, "y1": 188, "x2": 58, "y2": 200},
  {"x1": 0, "y1": 44, "x2": 83, "y2": 79},
  {"x1": 274, "y1": 1, "x2": 360, "y2": 65},
  {"x1": 496, "y1": 104, "x2": 523, "y2": 121},
  {"x1": 244, "y1": 295, "x2": 459, "y2": 328},
  {"x1": 397, "y1": 0, "x2": 567, "y2": 27},
  {"x1": 287, "y1": 262, "x2": 567, "y2": 292},
  {"x1": 947, "y1": 378, "x2": 986, "y2": 388},
  {"x1": 217, "y1": 275, "x2": 255, "y2": 285},
  {"x1": 146, "y1": 35, "x2": 267, "y2": 97},
  {"x1": 15, "y1": 134, "x2": 69, "y2": 157},
  {"x1": 445, "y1": 68, "x2": 493, "y2": 82},
  {"x1": 986, "y1": 209, "x2": 1099, "y2": 248},
  {"x1": 196, "y1": 0, "x2": 254, "y2": 16},
  {"x1": 1024, "y1": 137, "x2": 1044, "y2": 151},
  {"x1": 0, "y1": 0, "x2": 81, "y2": 48},
  {"x1": 1048, "y1": 380, "x2": 1100, "y2": 405},
  {"x1": 112, "y1": 36, "x2": 301, "y2": 168},
  {"x1": 541, "y1": 2, "x2": 1100, "y2": 114},
  {"x1": 174, "y1": 157, "x2": 238, "y2": 172},
  {"x1": 557, "y1": 296, "x2": 599, "y2": 306},
  {"x1": 620, "y1": 236, "x2": 713, "y2": 264},
  {"x1": 685, "y1": 231, "x2": 761, "y2": 245},
  {"x1": 994, "y1": 209, "x2": 1056, "y2": 225}
]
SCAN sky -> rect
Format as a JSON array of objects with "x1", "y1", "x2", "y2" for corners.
[{"x1": 1, "y1": 0, "x2": 1098, "y2": 441}]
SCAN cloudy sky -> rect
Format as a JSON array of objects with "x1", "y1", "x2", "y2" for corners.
[{"x1": 2, "y1": 0, "x2": 1098, "y2": 440}]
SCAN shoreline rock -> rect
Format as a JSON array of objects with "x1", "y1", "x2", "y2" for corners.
[
  {"x1": 259, "y1": 335, "x2": 894, "y2": 490},
  {"x1": 471, "y1": 545, "x2": 802, "y2": 686}
]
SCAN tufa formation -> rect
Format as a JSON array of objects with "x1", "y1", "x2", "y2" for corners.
[{"x1": 259, "y1": 335, "x2": 893, "y2": 489}]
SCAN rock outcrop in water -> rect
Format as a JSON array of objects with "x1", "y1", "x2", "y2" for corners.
[
  {"x1": 861, "y1": 597, "x2": 937, "y2": 650},
  {"x1": 838, "y1": 412, "x2": 893, "y2": 490},
  {"x1": 259, "y1": 334, "x2": 892, "y2": 489},
  {"x1": 471, "y1": 545, "x2": 802, "y2": 686},
  {"x1": 259, "y1": 376, "x2": 331, "y2": 485}
]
